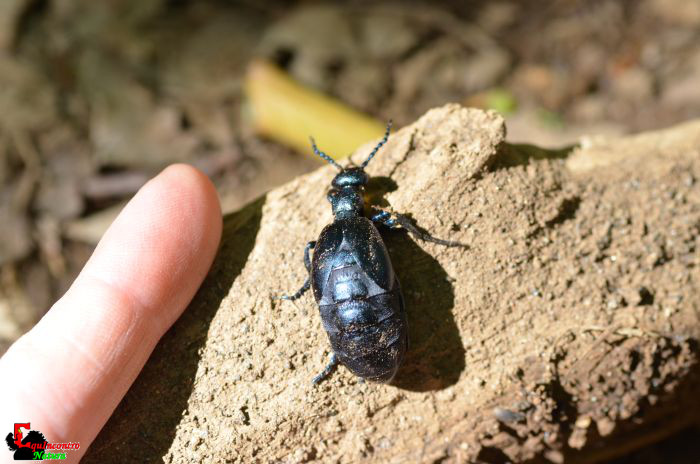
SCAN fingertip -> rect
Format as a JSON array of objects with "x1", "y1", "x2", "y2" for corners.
[
  {"x1": 147, "y1": 163, "x2": 222, "y2": 243},
  {"x1": 85, "y1": 163, "x2": 223, "y2": 328},
  {"x1": 159, "y1": 163, "x2": 221, "y2": 214}
]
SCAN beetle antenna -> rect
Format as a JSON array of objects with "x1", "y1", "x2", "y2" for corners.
[
  {"x1": 310, "y1": 137, "x2": 343, "y2": 170},
  {"x1": 361, "y1": 120, "x2": 392, "y2": 168}
]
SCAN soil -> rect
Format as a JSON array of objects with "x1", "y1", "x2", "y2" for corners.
[{"x1": 84, "y1": 105, "x2": 700, "y2": 463}]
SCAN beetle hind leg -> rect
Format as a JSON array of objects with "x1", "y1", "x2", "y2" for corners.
[
  {"x1": 312, "y1": 353, "x2": 339, "y2": 385},
  {"x1": 275, "y1": 278, "x2": 310, "y2": 301}
]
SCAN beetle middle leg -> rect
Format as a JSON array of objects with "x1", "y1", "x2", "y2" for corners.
[
  {"x1": 371, "y1": 210, "x2": 465, "y2": 247},
  {"x1": 312, "y1": 353, "x2": 339, "y2": 384},
  {"x1": 275, "y1": 240, "x2": 316, "y2": 301}
]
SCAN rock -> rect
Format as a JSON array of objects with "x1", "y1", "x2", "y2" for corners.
[
  {"x1": 85, "y1": 104, "x2": 700, "y2": 463},
  {"x1": 567, "y1": 118, "x2": 700, "y2": 173}
]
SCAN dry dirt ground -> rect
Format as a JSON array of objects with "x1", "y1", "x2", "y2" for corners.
[{"x1": 84, "y1": 105, "x2": 699, "y2": 463}]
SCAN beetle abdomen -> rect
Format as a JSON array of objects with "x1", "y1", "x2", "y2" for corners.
[
  {"x1": 319, "y1": 284, "x2": 407, "y2": 382},
  {"x1": 311, "y1": 216, "x2": 407, "y2": 383}
]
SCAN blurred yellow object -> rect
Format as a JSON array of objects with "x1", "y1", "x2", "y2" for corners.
[{"x1": 244, "y1": 60, "x2": 386, "y2": 161}]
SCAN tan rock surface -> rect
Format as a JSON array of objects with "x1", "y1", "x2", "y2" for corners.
[{"x1": 85, "y1": 104, "x2": 700, "y2": 463}]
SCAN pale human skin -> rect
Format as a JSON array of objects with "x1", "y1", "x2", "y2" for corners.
[{"x1": 0, "y1": 165, "x2": 222, "y2": 461}]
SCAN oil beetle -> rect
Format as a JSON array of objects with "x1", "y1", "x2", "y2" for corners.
[{"x1": 277, "y1": 122, "x2": 463, "y2": 384}]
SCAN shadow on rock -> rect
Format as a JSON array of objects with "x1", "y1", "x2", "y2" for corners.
[
  {"x1": 365, "y1": 176, "x2": 398, "y2": 210},
  {"x1": 83, "y1": 197, "x2": 265, "y2": 464},
  {"x1": 386, "y1": 227, "x2": 465, "y2": 392}
]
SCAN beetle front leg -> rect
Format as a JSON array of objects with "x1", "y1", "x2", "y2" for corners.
[
  {"x1": 275, "y1": 241, "x2": 316, "y2": 301},
  {"x1": 370, "y1": 210, "x2": 397, "y2": 227},
  {"x1": 371, "y1": 210, "x2": 465, "y2": 247},
  {"x1": 312, "y1": 353, "x2": 339, "y2": 385}
]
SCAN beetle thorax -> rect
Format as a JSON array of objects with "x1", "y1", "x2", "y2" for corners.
[{"x1": 327, "y1": 186, "x2": 364, "y2": 218}]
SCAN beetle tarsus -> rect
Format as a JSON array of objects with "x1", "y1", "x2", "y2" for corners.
[
  {"x1": 312, "y1": 353, "x2": 339, "y2": 385},
  {"x1": 395, "y1": 213, "x2": 466, "y2": 247},
  {"x1": 275, "y1": 278, "x2": 310, "y2": 301}
]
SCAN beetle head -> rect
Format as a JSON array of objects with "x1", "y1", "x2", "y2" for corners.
[
  {"x1": 331, "y1": 167, "x2": 368, "y2": 188},
  {"x1": 309, "y1": 121, "x2": 392, "y2": 219}
]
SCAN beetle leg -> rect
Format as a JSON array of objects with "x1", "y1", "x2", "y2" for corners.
[
  {"x1": 303, "y1": 240, "x2": 316, "y2": 271},
  {"x1": 276, "y1": 278, "x2": 310, "y2": 301},
  {"x1": 312, "y1": 353, "x2": 339, "y2": 385},
  {"x1": 275, "y1": 241, "x2": 316, "y2": 300},
  {"x1": 372, "y1": 210, "x2": 466, "y2": 247},
  {"x1": 393, "y1": 213, "x2": 465, "y2": 247},
  {"x1": 371, "y1": 210, "x2": 398, "y2": 227}
]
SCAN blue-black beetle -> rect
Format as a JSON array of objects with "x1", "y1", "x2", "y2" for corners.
[{"x1": 277, "y1": 122, "x2": 463, "y2": 384}]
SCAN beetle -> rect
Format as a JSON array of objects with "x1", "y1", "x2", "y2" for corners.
[{"x1": 276, "y1": 122, "x2": 463, "y2": 384}]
